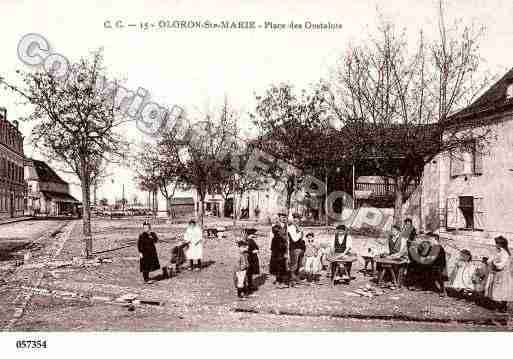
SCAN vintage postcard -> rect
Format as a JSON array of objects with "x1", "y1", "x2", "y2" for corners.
[{"x1": 1, "y1": 0, "x2": 512, "y2": 356}]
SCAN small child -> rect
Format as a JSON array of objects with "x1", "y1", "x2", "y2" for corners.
[
  {"x1": 233, "y1": 240, "x2": 249, "y2": 299},
  {"x1": 363, "y1": 247, "x2": 376, "y2": 275},
  {"x1": 304, "y1": 232, "x2": 321, "y2": 283},
  {"x1": 448, "y1": 249, "x2": 474, "y2": 296},
  {"x1": 472, "y1": 257, "x2": 490, "y2": 297}
]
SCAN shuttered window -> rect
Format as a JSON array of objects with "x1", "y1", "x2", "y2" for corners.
[
  {"x1": 473, "y1": 141, "x2": 484, "y2": 175},
  {"x1": 446, "y1": 197, "x2": 458, "y2": 229},
  {"x1": 473, "y1": 197, "x2": 485, "y2": 230},
  {"x1": 450, "y1": 151, "x2": 465, "y2": 177}
]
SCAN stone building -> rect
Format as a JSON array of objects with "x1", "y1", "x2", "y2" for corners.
[
  {"x1": 0, "y1": 107, "x2": 26, "y2": 219},
  {"x1": 25, "y1": 158, "x2": 79, "y2": 216},
  {"x1": 404, "y1": 68, "x2": 513, "y2": 239}
]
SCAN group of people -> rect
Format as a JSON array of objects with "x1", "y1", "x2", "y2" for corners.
[
  {"x1": 138, "y1": 214, "x2": 513, "y2": 312},
  {"x1": 268, "y1": 212, "x2": 354, "y2": 288},
  {"x1": 447, "y1": 236, "x2": 513, "y2": 312},
  {"x1": 137, "y1": 220, "x2": 203, "y2": 284}
]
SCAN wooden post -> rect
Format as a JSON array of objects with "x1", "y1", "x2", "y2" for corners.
[
  {"x1": 325, "y1": 168, "x2": 329, "y2": 226},
  {"x1": 352, "y1": 162, "x2": 356, "y2": 209}
]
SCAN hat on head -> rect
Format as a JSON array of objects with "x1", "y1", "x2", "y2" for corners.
[
  {"x1": 278, "y1": 212, "x2": 287, "y2": 217},
  {"x1": 417, "y1": 240, "x2": 432, "y2": 257},
  {"x1": 460, "y1": 249, "x2": 472, "y2": 260},
  {"x1": 336, "y1": 224, "x2": 347, "y2": 231},
  {"x1": 494, "y1": 235, "x2": 508, "y2": 249},
  {"x1": 292, "y1": 213, "x2": 301, "y2": 219},
  {"x1": 306, "y1": 232, "x2": 314, "y2": 238},
  {"x1": 237, "y1": 239, "x2": 248, "y2": 247}
]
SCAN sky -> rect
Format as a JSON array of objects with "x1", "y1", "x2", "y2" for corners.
[{"x1": 1, "y1": 0, "x2": 512, "y2": 206}]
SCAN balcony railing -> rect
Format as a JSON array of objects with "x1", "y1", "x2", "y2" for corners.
[{"x1": 355, "y1": 182, "x2": 417, "y2": 198}]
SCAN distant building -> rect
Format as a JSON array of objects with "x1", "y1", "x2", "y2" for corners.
[
  {"x1": 168, "y1": 197, "x2": 195, "y2": 218},
  {"x1": 25, "y1": 158, "x2": 80, "y2": 216},
  {"x1": 0, "y1": 107, "x2": 26, "y2": 219}
]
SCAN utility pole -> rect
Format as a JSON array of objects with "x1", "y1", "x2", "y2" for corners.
[{"x1": 122, "y1": 183, "x2": 125, "y2": 212}]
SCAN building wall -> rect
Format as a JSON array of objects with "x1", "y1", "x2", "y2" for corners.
[
  {"x1": 408, "y1": 114, "x2": 513, "y2": 237},
  {"x1": 440, "y1": 117, "x2": 513, "y2": 237},
  {"x1": 0, "y1": 115, "x2": 25, "y2": 220}
]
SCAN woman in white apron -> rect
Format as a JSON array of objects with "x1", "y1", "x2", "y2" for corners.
[{"x1": 184, "y1": 219, "x2": 203, "y2": 271}]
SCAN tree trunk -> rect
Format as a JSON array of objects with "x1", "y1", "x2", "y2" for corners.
[
  {"x1": 393, "y1": 178, "x2": 404, "y2": 225},
  {"x1": 80, "y1": 159, "x2": 93, "y2": 258},
  {"x1": 198, "y1": 197, "x2": 205, "y2": 228},
  {"x1": 153, "y1": 189, "x2": 158, "y2": 218}
]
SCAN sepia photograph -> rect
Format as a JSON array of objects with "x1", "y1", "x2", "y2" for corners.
[{"x1": 0, "y1": 0, "x2": 512, "y2": 355}]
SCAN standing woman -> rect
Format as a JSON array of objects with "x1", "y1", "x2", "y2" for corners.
[
  {"x1": 485, "y1": 236, "x2": 513, "y2": 312},
  {"x1": 138, "y1": 221, "x2": 161, "y2": 283},
  {"x1": 184, "y1": 219, "x2": 203, "y2": 271},
  {"x1": 246, "y1": 234, "x2": 260, "y2": 294},
  {"x1": 270, "y1": 212, "x2": 289, "y2": 287}
]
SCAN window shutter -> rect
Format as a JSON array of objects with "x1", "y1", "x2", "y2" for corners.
[
  {"x1": 473, "y1": 141, "x2": 484, "y2": 175},
  {"x1": 473, "y1": 197, "x2": 485, "y2": 230},
  {"x1": 446, "y1": 197, "x2": 458, "y2": 229},
  {"x1": 450, "y1": 151, "x2": 464, "y2": 177}
]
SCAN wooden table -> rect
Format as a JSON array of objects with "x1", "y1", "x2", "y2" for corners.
[
  {"x1": 328, "y1": 256, "x2": 357, "y2": 285},
  {"x1": 375, "y1": 257, "x2": 409, "y2": 288}
]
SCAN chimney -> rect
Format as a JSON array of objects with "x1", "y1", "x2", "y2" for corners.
[
  {"x1": 13, "y1": 119, "x2": 19, "y2": 129},
  {"x1": 0, "y1": 107, "x2": 6, "y2": 121}
]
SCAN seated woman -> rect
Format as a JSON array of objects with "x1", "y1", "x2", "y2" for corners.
[
  {"x1": 447, "y1": 249, "x2": 474, "y2": 297},
  {"x1": 387, "y1": 225, "x2": 409, "y2": 260},
  {"x1": 375, "y1": 225, "x2": 408, "y2": 286},
  {"x1": 329, "y1": 225, "x2": 355, "y2": 283},
  {"x1": 408, "y1": 234, "x2": 448, "y2": 296}
]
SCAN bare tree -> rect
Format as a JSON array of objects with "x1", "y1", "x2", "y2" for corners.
[
  {"x1": 328, "y1": 3, "x2": 492, "y2": 224},
  {"x1": 2, "y1": 50, "x2": 127, "y2": 257},
  {"x1": 159, "y1": 99, "x2": 238, "y2": 227},
  {"x1": 133, "y1": 141, "x2": 183, "y2": 217},
  {"x1": 253, "y1": 83, "x2": 329, "y2": 217}
]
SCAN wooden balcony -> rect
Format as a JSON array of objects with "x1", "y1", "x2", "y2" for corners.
[{"x1": 355, "y1": 182, "x2": 417, "y2": 199}]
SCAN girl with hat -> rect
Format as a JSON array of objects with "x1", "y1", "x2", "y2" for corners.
[{"x1": 484, "y1": 236, "x2": 513, "y2": 312}]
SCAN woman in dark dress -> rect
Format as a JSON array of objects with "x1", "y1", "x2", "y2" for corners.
[
  {"x1": 269, "y1": 213, "x2": 289, "y2": 286},
  {"x1": 246, "y1": 234, "x2": 260, "y2": 293},
  {"x1": 137, "y1": 221, "x2": 160, "y2": 283}
]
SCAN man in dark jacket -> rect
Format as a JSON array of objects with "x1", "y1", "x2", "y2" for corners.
[
  {"x1": 270, "y1": 212, "x2": 289, "y2": 287},
  {"x1": 138, "y1": 221, "x2": 160, "y2": 283}
]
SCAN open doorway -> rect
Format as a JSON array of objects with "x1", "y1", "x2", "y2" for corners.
[{"x1": 458, "y1": 196, "x2": 474, "y2": 230}]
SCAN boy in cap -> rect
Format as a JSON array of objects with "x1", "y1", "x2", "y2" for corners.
[{"x1": 234, "y1": 240, "x2": 249, "y2": 299}]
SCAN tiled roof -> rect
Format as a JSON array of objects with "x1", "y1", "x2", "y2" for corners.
[
  {"x1": 29, "y1": 159, "x2": 68, "y2": 185},
  {"x1": 169, "y1": 197, "x2": 195, "y2": 205},
  {"x1": 448, "y1": 67, "x2": 513, "y2": 122},
  {"x1": 41, "y1": 190, "x2": 79, "y2": 203}
]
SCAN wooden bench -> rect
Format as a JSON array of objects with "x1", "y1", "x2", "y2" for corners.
[{"x1": 375, "y1": 257, "x2": 409, "y2": 288}]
